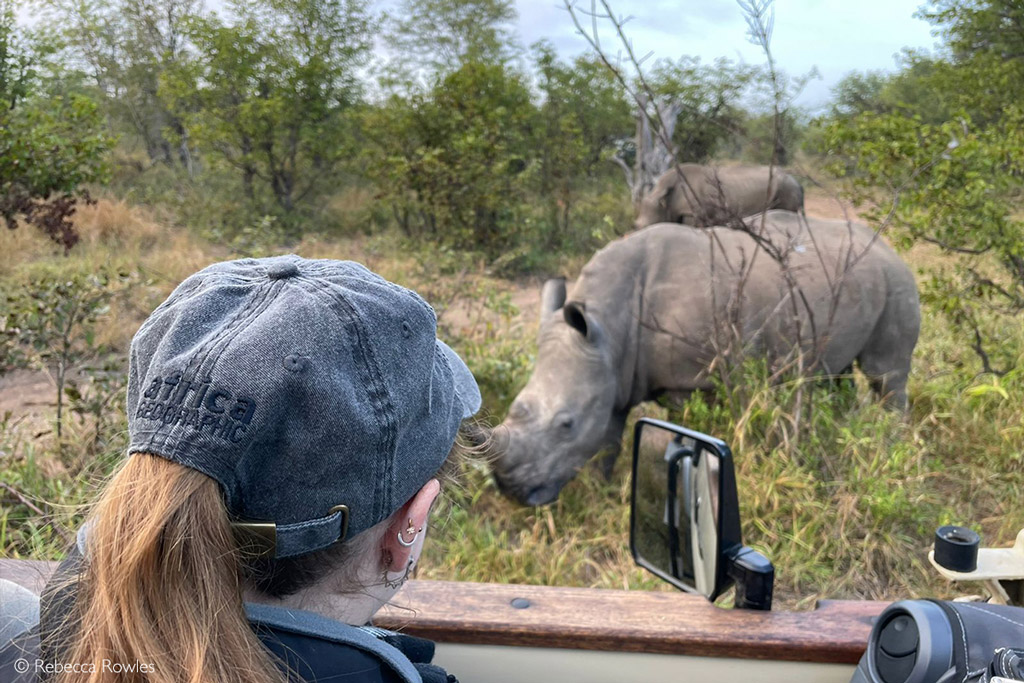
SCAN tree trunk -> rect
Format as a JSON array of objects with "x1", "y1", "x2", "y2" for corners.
[{"x1": 629, "y1": 94, "x2": 683, "y2": 210}]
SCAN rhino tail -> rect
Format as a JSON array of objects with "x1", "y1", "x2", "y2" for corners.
[{"x1": 780, "y1": 174, "x2": 805, "y2": 213}]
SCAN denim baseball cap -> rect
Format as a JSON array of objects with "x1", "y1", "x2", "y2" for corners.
[{"x1": 126, "y1": 255, "x2": 481, "y2": 558}]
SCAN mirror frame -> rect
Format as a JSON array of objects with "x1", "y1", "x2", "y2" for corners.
[{"x1": 629, "y1": 417, "x2": 744, "y2": 601}]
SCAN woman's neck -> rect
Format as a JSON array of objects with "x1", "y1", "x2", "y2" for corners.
[
  {"x1": 244, "y1": 584, "x2": 385, "y2": 626},
  {"x1": 243, "y1": 562, "x2": 393, "y2": 626}
]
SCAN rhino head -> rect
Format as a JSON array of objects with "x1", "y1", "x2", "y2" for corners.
[
  {"x1": 635, "y1": 181, "x2": 698, "y2": 230},
  {"x1": 489, "y1": 278, "x2": 624, "y2": 506}
]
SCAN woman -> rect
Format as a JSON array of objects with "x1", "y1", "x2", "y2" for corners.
[{"x1": 1, "y1": 255, "x2": 481, "y2": 683}]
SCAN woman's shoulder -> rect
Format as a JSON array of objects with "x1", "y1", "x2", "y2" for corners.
[{"x1": 248, "y1": 604, "x2": 455, "y2": 683}]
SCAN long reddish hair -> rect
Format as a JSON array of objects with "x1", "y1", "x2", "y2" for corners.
[
  {"x1": 55, "y1": 454, "x2": 286, "y2": 683},
  {"x1": 53, "y1": 428, "x2": 477, "y2": 683}
]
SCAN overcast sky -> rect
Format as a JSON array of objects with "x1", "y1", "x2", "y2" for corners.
[
  {"x1": 492, "y1": 0, "x2": 940, "y2": 111},
  {"x1": 19, "y1": 0, "x2": 941, "y2": 111}
]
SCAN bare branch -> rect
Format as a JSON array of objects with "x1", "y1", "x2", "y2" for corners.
[
  {"x1": 0, "y1": 481, "x2": 73, "y2": 544},
  {"x1": 971, "y1": 325, "x2": 1009, "y2": 376},
  {"x1": 919, "y1": 235, "x2": 993, "y2": 255}
]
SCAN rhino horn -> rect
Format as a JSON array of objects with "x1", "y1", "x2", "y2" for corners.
[
  {"x1": 462, "y1": 422, "x2": 490, "y2": 448},
  {"x1": 462, "y1": 422, "x2": 509, "y2": 454},
  {"x1": 540, "y1": 278, "x2": 567, "y2": 322}
]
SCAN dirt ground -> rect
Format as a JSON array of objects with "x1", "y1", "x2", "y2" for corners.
[
  {"x1": 0, "y1": 369, "x2": 56, "y2": 431},
  {"x1": 802, "y1": 189, "x2": 863, "y2": 222}
]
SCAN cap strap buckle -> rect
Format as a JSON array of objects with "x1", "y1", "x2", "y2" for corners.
[
  {"x1": 231, "y1": 505, "x2": 350, "y2": 559},
  {"x1": 232, "y1": 520, "x2": 277, "y2": 558},
  {"x1": 328, "y1": 504, "x2": 350, "y2": 543}
]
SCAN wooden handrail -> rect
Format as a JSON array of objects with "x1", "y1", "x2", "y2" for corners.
[{"x1": 0, "y1": 559, "x2": 883, "y2": 664}]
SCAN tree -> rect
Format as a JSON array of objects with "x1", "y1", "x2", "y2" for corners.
[
  {"x1": 646, "y1": 57, "x2": 758, "y2": 163},
  {"x1": 829, "y1": 55, "x2": 963, "y2": 126},
  {"x1": 2, "y1": 270, "x2": 125, "y2": 443},
  {"x1": 922, "y1": 0, "x2": 1024, "y2": 61},
  {"x1": 560, "y1": 2, "x2": 771, "y2": 204},
  {"x1": 0, "y1": 1, "x2": 112, "y2": 251},
  {"x1": 361, "y1": 60, "x2": 536, "y2": 252},
  {"x1": 387, "y1": 0, "x2": 519, "y2": 76},
  {"x1": 162, "y1": 0, "x2": 373, "y2": 223},
  {"x1": 532, "y1": 43, "x2": 631, "y2": 241},
  {"x1": 41, "y1": 0, "x2": 200, "y2": 168},
  {"x1": 609, "y1": 56, "x2": 760, "y2": 206},
  {"x1": 829, "y1": 70, "x2": 890, "y2": 118},
  {"x1": 736, "y1": 108, "x2": 805, "y2": 165},
  {"x1": 822, "y1": 0, "x2": 1024, "y2": 372}
]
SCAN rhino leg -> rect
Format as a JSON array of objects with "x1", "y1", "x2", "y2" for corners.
[
  {"x1": 857, "y1": 321, "x2": 917, "y2": 411},
  {"x1": 830, "y1": 364, "x2": 855, "y2": 391},
  {"x1": 863, "y1": 369, "x2": 909, "y2": 411},
  {"x1": 596, "y1": 409, "x2": 629, "y2": 480}
]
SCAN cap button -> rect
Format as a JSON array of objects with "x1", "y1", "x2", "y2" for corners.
[{"x1": 267, "y1": 262, "x2": 299, "y2": 280}]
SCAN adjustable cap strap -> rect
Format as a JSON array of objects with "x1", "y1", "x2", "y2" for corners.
[
  {"x1": 82, "y1": 502, "x2": 351, "y2": 560},
  {"x1": 233, "y1": 506, "x2": 350, "y2": 559}
]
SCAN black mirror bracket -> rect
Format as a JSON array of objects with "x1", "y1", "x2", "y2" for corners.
[{"x1": 726, "y1": 545, "x2": 774, "y2": 611}]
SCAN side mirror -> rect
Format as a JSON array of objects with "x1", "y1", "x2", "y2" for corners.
[{"x1": 630, "y1": 417, "x2": 775, "y2": 610}]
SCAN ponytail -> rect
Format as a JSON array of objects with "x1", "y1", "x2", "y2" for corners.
[{"x1": 57, "y1": 454, "x2": 286, "y2": 683}]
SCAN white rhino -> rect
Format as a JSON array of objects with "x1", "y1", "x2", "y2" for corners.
[
  {"x1": 489, "y1": 211, "x2": 920, "y2": 506},
  {"x1": 635, "y1": 164, "x2": 805, "y2": 229}
]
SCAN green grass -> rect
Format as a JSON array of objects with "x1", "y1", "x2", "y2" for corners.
[{"x1": 3, "y1": 189, "x2": 1024, "y2": 611}]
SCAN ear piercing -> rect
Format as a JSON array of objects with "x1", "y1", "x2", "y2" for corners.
[
  {"x1": 384, "y1": 559, "x2": 414, "y2": 590},
  {"x1": 397, "y1": 518, "x2": 423, "y2": 547}
]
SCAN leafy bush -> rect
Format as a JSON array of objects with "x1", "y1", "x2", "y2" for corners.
[
  {"x1": 361, "y1": 60, "x2": 536, "y2": 254},
  {"x1": 819, "y1": 0, "x2": 1024, "y2": 374},
  {"x1": 160, "y1": 0, "x2": 374, "y2": 232},
  {"x1": 0, "y1": 4, "x2": 112, "y2": 251},
  {"x1": 2, "y1": 268, "x2": 130, "y2": 445}
]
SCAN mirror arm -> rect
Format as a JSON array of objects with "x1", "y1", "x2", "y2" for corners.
[
  {"x1": 665, "y1": 449, "x2": 692, "y2": 581},
  {"x1": 725, "y1": 545, "x2": 775, "y2": 611}
]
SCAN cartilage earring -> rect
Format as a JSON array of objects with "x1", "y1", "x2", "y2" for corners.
[{"x1": 397, "y1": 527, "x2": 419, "y2": 547}]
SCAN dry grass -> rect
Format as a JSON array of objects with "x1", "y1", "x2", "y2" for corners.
[{"x1": 73, "y1": 198, "x2": 164, "y2": 247}]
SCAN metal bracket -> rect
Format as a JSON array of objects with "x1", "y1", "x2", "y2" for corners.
[{"x1": 930, "y1": 529, "x2": 1024, "y2": 606}]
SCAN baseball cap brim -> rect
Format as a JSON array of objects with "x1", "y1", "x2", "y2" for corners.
[{"x1": 437, "y1": 339, "x2": 481, "y2": 419}]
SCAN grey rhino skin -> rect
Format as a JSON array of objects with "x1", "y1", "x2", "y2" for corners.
[
  {"x1": 491, "y1": 211, "x2": 920, "y2": 506},
  {"x1": 635, "y1": 164, "x2": 805, "y2": 229}
]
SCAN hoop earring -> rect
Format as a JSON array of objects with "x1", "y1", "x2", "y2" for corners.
[{"x1": 397, "y1": 529, "x2": 419, "y2": 547}]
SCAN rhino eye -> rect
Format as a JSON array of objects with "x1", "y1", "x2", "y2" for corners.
[{"x1": 556, "y1": 414, "x2": 575, "y2": 432}]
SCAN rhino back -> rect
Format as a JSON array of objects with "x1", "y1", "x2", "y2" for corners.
[
  {"x1": 683, "y1": 165, "x2": 790, "y2": 219},
  {"x1": 568, "y1": 213, "x2": 915, "y2": 404}
]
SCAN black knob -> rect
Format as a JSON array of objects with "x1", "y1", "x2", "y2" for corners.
[
  {"x1": 879, "y1": 614, "x2": 919, "y2": 657},
  {"x1": 934, "y1": 525, "x2": 980, "y2": 572}
]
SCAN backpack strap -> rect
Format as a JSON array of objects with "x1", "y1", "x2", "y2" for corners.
[{"x1": 245, "y1": 603, "x2": 422, "y2": 683}]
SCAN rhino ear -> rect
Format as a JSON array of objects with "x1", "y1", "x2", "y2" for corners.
[
  {"x1": 563, "y1": 301, "x2": 603, "y2": 344},
  {"x1": 658, "y1": 183, "x2": 674, "y2": 209},
  {"x1": 540, "y1": 278, "x2": 566, "y2": 321}
]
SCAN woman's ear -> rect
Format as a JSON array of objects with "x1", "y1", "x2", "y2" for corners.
[{"x1": 383, "y1": 479, "x2": 440, "y2": 572}]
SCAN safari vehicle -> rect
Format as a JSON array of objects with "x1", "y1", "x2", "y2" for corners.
[{"x1": 3, "y1": 418, "x2": 1023, "y2": 683}]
